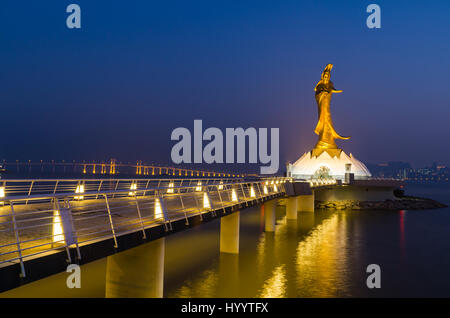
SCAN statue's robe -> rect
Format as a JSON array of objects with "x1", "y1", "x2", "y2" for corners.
[{"x1": 314, "y1": 81, "x2": 349, "y2": 150}]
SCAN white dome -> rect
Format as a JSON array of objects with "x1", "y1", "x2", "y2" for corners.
[{"x1": 288, "y1": 150, "x2": 371, "y2": 180}]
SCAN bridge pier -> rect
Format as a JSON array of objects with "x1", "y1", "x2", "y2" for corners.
[
  {"x1": 105, "y1": 238, "x2": 165, "y2": 298},
  {"x1": 286, "y1": 197, "x2": 298, "y2": 220},
  {"x1": 264, "y1": 200, "x2": 276, "y2": 232},
  {"x1": 220, "y1": 211, "x2": 240, "y2": 254},
  {"x1": 297, "y1": 194, "x2": 315, "y2": 213}
]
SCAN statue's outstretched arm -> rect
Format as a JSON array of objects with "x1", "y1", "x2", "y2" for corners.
[{"x1": 332, "y1": 89, "x2": 343, "y2": 93}]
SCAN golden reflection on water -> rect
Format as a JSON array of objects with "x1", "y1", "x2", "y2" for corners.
[
  {"x1": 175, "y1": 268, "x2": 219, "y2": 298},
  {"x1": 296, "y1": 213, "x2": 351, "y2": 297},
  {"x1": 1, "y1": 206, "x2": 355, "y2": 298},
  {"x1": 259, "y1": 264, "x2": 287, "y2": 298}
]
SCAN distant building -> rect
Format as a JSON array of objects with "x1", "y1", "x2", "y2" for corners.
[{"x1": 367, "y1": 161, "x2": 449, "y2": 182}]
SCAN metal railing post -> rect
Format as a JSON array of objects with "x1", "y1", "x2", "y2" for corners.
[
  {"x1": 25, "y1": 180, "x2": 34, "y2": 205},
  {"x1": 54, "y1": 198, "x2": 72, "y2": 264},
  {"x1": 10, "y1": 202, "x2": 26, "y2": 278},
  {"x1": 240, "y1": 183, "x2": 248, "y2": 206},
  {"x1": 53, "y1": 180, "x2": 59, "y2": 194},
  {"x1": 64, "y1": 198, "x2": 81, "y2": 260},
  {"x1": 103, "y1": 194, "x2": 118, "y2": 248},
  {"x1": 112, "y1": 180, "x2": 120, "y2": 198},
  {"x1": 95, "y1": 180, "x2": 103, "y2": 199},
  {"x1": 256, "y1": 182, "x2": 263, "y2": 202},
  {"x1": 134, "y1": 196, "x2": 147, "y2": 239},
  {"x1": 216, "y1": 185, "x2": 226, "y2": 214}
]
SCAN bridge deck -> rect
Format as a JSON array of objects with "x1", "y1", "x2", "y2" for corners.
[{"x1": 0, "y1": 177, "x2": 288, "y2": 282}]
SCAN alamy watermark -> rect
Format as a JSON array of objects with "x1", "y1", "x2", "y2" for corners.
[
  {"x1": 366, "y1": 264, "x2": 381, "y2": 289},
  {"x1": 366, "y1": 4, "x2": 381, "y2": 29},
  {"x1": 66, "y1": 264, "x2": 81, "y2": 289},
  {"x1": 171, "y1": 120, "x2": 279, "y2": 174}
]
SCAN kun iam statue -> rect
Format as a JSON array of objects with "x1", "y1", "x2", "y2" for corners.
[
  {"x1": 312, "y1": 63, "x2": 349, "y2": 157},
  {"x1": 286, "y1": 63, "x2": 371, "y2": 180}
]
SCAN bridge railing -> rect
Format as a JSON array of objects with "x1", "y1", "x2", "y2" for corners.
[
  {"x1": 0, "y1": 178, "x2": 246, "y2": 201},
  {"x1": 0, "y1": 177, "x2": 289, "y2": 278}
]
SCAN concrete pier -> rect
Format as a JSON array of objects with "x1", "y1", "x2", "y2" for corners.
[
  {"x1": 286, "y1": 197, "x2": 298, "y2": 220},
  {"x1": 220, "y1": 212, "x2": 240, "y2": 254},
  {"x1": 105, "y1": 238, "x2": 165, "y2": 298},
  {"x1": 264, "y1": 200, "x2": 276, "y2": 232},
  {"x1": 297, "y1": 194, "x2": 314, "y2": 213}
]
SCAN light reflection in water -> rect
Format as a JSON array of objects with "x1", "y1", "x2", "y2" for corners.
[
  {"x1": 259, "y1": 264, "x2": 287, "y2": 298},
  {"x1": 4, "y1": 187, "x2": 450, "y2": 298},
  {"x1": 295, "y1": 213, "x2": 351, "y2": 297}
]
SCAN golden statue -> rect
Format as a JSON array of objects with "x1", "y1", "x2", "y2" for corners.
[{"x1": 312, "y1": 64, "x2": 350, "y2": 157}]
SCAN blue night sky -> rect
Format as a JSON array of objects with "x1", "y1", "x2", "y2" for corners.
[{"x1": 0, "y1": 0, "x2": 449, "y2": 172}]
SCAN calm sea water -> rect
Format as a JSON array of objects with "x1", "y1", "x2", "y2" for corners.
[{"x1": 3, "y1": 183, "x2": 450, "y2": 298}]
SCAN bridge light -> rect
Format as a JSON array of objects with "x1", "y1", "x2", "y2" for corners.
[
  {"x1": 263, "y1": 185, "x2": 268, "y2": 195},
  {"x1": 154, "y1": 198, "x2": 163, "y2": 219},
  {"x1": 167, "y1": 182, "x2": 174, "y2": 194},
  {"x1": 52, "y1": 209, "x2": 64, "y2": 244},
  {"x1": 75, "y1": 184, "x2": 84, "y2": 200},
  {"x1": 231, "y1": 189, "x2": 238, "y2": 202},
  {"x1": 274, "y1": 184, "x2": 278, "y2": 192},
  {"x1": 218, "y1": 181, "x2": 223, "y2": 190},
  {"x1": 195, "y1": 181, "x2": 202, "y2": 192},
  {"x1": 128, "y1": 183, "x2": 137, "y2": 196},
  {"x1": 203, "y1": 192, "x2": 211, "y2": 209},
  {"x1": 0, "y1": 186, "x2": 5, "y2": 205},
  {"x1": 250, "y1": 186, "x2": 256, "y2": 198}
]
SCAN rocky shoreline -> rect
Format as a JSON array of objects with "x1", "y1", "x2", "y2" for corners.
[{"x1": 315, "y1": 196, "x2": 447, "y2": 211}]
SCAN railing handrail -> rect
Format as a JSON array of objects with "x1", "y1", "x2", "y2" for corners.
[{"x1": 1, "y1": 178, "x2": 288, "y2": 202}]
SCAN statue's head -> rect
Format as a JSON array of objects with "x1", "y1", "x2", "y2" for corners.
[{"x1": 321, "y1": 64, "x2": 333, "y2": 83}]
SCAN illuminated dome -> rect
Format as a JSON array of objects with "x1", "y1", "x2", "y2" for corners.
[{"x1": 287, "y1": 150, "x2": 371, "y2": 180}]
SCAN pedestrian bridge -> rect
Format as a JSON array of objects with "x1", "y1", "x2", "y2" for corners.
[{"x1": 0, "y1": 177, "x2": 307, "y2": 292}]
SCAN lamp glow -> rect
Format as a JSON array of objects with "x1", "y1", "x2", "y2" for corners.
[
  {"x1": 128, "y1": 183, "x2": 137, "y2": 196},
  {"x1": 154, "y1": 198, "x2": 163, "y2": 219},
  {"x1": 52, "y1": 209, "x2": 64, "y2": 244},
  {"x1": 167, "y1": 182, "x2": 174, "y2": 194},
  {"x1": 250, "y1": 186, "x2": 256, "y2": 198},
  {"x1": 75, "y1": 184, "x2": 84, "y2": 200},
  {"x1": 231, "y1": 189, "x2": 238, "y2": 202},
  {"x1": 203, "y1": 192, "x2": 211, "y2": 209}
]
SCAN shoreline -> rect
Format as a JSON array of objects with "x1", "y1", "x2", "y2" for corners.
[{"x1": 315, "y1": 196, "x2": 447, "y2": 211}]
